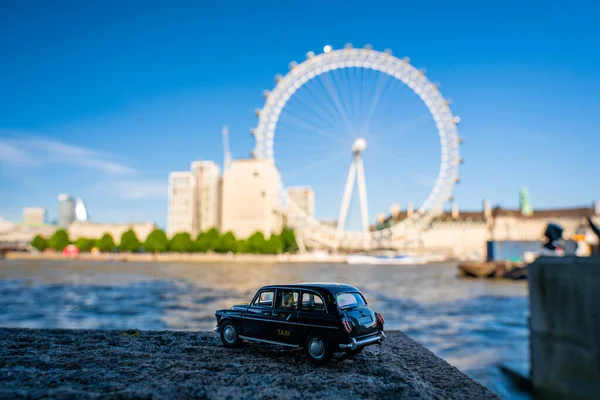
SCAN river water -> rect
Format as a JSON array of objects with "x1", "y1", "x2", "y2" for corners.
[{"x1": 0, "y1": 260, "x2": 529, "y2": 399}]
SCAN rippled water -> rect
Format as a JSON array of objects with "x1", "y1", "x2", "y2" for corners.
[{"x1": 0, "y1": 259, "x2": 530, "y2": 399}]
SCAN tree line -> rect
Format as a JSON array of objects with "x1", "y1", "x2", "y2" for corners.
[{"x1": 30, "y1": 227, "x2": 299, "y2": 255}]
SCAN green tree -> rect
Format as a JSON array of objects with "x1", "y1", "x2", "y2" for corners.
[
  {"x1": 48, "y1": 229, "x2": 70, "y2": 251},
  {"x1": 280, "y1": 227, "x2": 299, "y2": 253},
  {"x1": 194, "y1": 232, "x2": 208, "y2": 252},
  {"x1": 97, "y1": 233, "x2": 116, "y2": 252},
  {"x1": 205, "y1": 228, "x2": 221, "y2": 252},
  {"x1": 30, "y1": 235, "x2": 48, "y2": 251},
  {"x1": 74, "y1": 237, "x2": 96, "y2": 252},
  {"x1": 120, "y1": 229, "x2": 141, "y2": 252},
  {"x1": 216, "y1": 231, "x2": 238, "y2": 253},
  {"x1": 143, "y1": 229, "x2": 169, "y2": 253},
  {"x1": 246, "y1": 231, "x2": 267, "y2": 254},
  {"x1": 236, "y1": 239, "x2": 247, "y2": 254},
  {"x1": 265, "y1": 234, "x2": 284, "y2": 254},
  {"x1": 169, "y1": 232, "x2": 194, "y2": 252}
]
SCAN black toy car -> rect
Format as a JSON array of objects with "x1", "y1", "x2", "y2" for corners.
[{"x1": 214, "y1": 283, "x2": 386, "y2": 365}]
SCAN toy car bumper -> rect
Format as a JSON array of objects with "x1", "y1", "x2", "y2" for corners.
[
  {"x1": 339, "y1": 331, "x2": 386, "y2": 350},
  {"x1": 213, "y1": 325, "x2": 219, "y2": 333}
]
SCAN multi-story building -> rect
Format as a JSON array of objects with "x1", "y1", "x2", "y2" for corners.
[
  {"x1": 57, "y1": 194, "x2": 75, "y2": 228},
  {"x1": 287, "y1": 186, "x2": 315, "y2": 218},
  {"x1": 167, "y1": 161, "x2": 221, "y2": 238},
  {"x1": 74, "y1": 198, "x2": 89, "y2": 221},
  {"x1": 166, "y1": 171, "x2": 195, "y2": 237},
  {"x1": 220, "y1": 159, "x2": 282, "y2": 239},
  {"x1": 190, "y1": 161, "x2": 220, "y2": 234},
  {"x1": 68, "y1": 221, "x2": 156, "y2": 243},
  {"x1": 22, "y1": 207, "x2": 46, "y2": 226}
]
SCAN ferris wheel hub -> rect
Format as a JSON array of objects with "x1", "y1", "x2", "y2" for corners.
[{"x1": 352, "y1": 138, "x2": 367, "y2": 154}]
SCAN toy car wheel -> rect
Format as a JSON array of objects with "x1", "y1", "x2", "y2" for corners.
[
  {"x1": 345, "y1": 347, "x2": 364, "y2": 356},
  {"x1": 220, "y1": 321, "x2": 242, "y2": 348},
  {"x1": 304, "y1": 335, "x2": 332, "y2": 365}
]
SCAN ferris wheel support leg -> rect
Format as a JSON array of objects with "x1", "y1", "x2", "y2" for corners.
[
  {"x1": 356, "y1": 157, "x2": 369, "y2": 234},
  {"x1": 336, "y1": 157, "x2": 357, "y2": 241}
]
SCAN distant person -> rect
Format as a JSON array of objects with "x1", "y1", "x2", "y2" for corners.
[{"x1": 540, "y1": 223, "x2": 564, "y2": 256}]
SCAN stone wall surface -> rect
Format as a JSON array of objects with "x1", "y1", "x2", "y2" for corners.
[
  {"x1": 0, "y1": 329, "x2": 498, "y2": 400},
  {"x1": 529, "y1": 256, "x2": 600, "y2": 400}
]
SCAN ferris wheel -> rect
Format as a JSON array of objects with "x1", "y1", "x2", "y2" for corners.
[{"x1": 252, "y1": 44, "x2": 462, "y2": 250}]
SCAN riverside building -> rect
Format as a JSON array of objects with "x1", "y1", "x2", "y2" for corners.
[
  {"x1": 190, "y1": 161, "x2": 220, "y2": 233},
  {"x1": 22, "y1": 207, "x2": 46, "y2": 226},
  {"x1": 167, "y1": 161, "x2": 221, "y2": 237},
  {"x1": 220, "y1": 159, "x2": 282, "y2": 239},
  {"x1": 167, "y1": 171, "x2": 195, "y2": 237},
  {"x1": 57, "y1": 194, "x2": 75, "y2": 228}
]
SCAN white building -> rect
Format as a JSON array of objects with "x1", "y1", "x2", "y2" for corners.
[
  {"x1": 287, "y1": 186, "x2": 315, "y2": 218},
  {"x1": 22, "y1": 207, "x2": 46, "y2": 226},
  {"x1": 57, "y1": 194, "x2": 75, "y2": 228},
  {"x1": 190, "y1": 161, "x2": 220, "y2": 233},
  {"x1": 74, "y1": 198, "x2": 89, "y2": 221},
  {"x1": 221, "y1": 159, "x2": 282, "y2": 239},
  {"x1": 167, "y1": 171, "x2": 195, "y2": 237},
  {"x1": 167, "y1": 161, "x2": 221, "y2": 238},
  {"x1": 69, "y1": 221, "x2": 156, "y2": 242}
]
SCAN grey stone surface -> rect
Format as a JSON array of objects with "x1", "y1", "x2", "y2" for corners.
[
  {"x1": 0, "y1": 328, "x2": 498, "y2": 399},
  {"x1": 529, "y1": 256, "x2": 600, "y2": 400}
]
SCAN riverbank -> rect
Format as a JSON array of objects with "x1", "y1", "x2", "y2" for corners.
[
  {"x1": 2, "y1": 251, "x2": 454, "y2": 264},
  {"x1": 2, "y1": 251, "x2": 348, "y2": 263},
  {"x1": 0, "y1": 328, "x2": 499, "y2": 399}
]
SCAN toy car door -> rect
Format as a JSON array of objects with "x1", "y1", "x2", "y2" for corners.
[
  {"x1": 297, "y1": 291, "x2": 334, "y2": 332},
  {"x1": 243, "y1": 289, "x2": 275, "y2": 339},
  {"x1": 270, "y1": 289, "x2": 300, "y2": 344}
]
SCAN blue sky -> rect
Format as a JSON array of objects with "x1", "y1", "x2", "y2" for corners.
[{"x1": 1, "y1": 0, "x2": 599, "y2": 229}]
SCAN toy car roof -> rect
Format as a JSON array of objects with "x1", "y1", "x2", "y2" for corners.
[{"x1": 259, "y1": 282, "x2": 361, "y2": 295}]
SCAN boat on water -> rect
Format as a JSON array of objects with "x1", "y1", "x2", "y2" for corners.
[{"x1": 346, "y1": 252, "x2": 428, "y2": 265}]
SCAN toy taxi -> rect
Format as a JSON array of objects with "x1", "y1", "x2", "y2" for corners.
[{"x1": 214, "y1": 283, "x2": 386, "y2": 365}]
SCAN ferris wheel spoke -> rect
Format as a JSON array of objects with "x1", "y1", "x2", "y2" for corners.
[
  {"x1": 279, "y1": 109, "x2": 348, "y2": 144},
  {"x1": 284, "y1": 149, "x2": 348, "y2": 180},
  {"x1": 376, "y1": 113, "x2": 433, "y2": 141},
  {"x1": 358, "y1": 66, "x2": 367, "y2": 125},
  {"x1": 375, "y1": 78, "x2": 415, "y2": 123},
  {"x1": 343, "y1": 67, "x2": 358, "y2": 127},
  {"x1": 370, "y1": 142, "x2": 420, "y2": 164},
  {"x1": 288, "y1": 84, "x2": 343, "y2": 131},
  {"x1": 351, "y1": 68, "x2": 362, "y2": 128},
  {"x1": 299, "y1": 80, "x2": 345, "y2": 130},
  {"x1": 316, "y1": 70, "x2": 353, "y2": 136},
  {"x1": 362, "y1": 70, "x2": 394, "y2": 135},
  {"x1": 334, "y1": 67, "x2": 358, "y2": 134},
  {"x1": 276, "y1": 136, "x2": 343, "y2": 157}
]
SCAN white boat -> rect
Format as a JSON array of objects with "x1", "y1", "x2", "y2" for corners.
[{"x1": 346, "y1": 253, "x2": 428, "y2": 265}]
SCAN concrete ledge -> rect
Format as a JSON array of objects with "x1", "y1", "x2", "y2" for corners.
[
  {"x1": 529, "y1": 256, "x2": 600, "y2": 400},
  {"x1": 0, "y1": 329, "x2": 498, "y2": 399}
]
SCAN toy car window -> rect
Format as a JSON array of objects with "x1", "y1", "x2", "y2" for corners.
[
  {"x1": 253, "y1": 291, "x2": 274, "y2": 307},
  {"x1": 275, "y1": 290, "x2": 299, "y2": 309},
  {"x1": 336, "y1": 292, "x2": 366, "y2": 309},
  {"x1": 300, "y1": 292, "x2": 325, "y2": 312}
]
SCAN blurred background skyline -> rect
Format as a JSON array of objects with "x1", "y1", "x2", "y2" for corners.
[{"x1": 1, "y1": 0, "x2": 599, "y2": 227}]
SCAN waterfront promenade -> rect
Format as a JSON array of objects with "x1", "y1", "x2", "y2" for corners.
[
  {"x1": 0, "y1": 328, "x2": 499, "y2": 399},
  {"x1": 3, "y1": 251, "x2": 348, "y2": 263}
]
